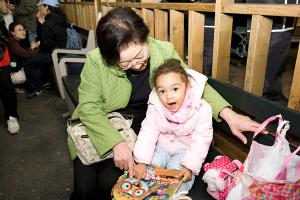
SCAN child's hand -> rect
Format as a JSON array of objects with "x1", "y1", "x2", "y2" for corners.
[
  {"x1": 133, "y1": 163, "x2": 147, "y2": 183},
  {"x1": 176, "y1": 166, "x2": 192, "y2": 182}
]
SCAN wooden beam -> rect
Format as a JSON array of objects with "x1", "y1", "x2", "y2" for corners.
[
  {"x1": 222, "y1": 4, "x2": 300, "y2": 17},
  {"x1": 154, "y1": 9, "x2": 168, "y2": 41},
  {"x1": 212, "y1": 0, "x2": 233, "y2": 82},
  {"x1": 188, "y1": 11, "x2": 204, "y2": 73},
  {"x1": 101, "y1": 5, "x2": 109, "y2": 16},
  {"x1": 244, "y1": 15, "x2": 272, "y2": 96},
  {"x1": 110, "y1": 2, "x2": 215, "y2": 12},
  {"x1": 170, "y1": 10, "x2": 184, "y2": 59},
  {"x1": 94, "y1": 0, "x2": 100, "y2": 25},
  {"x1": 288, "y1": 44, "x2": 300, "y2": 111}
]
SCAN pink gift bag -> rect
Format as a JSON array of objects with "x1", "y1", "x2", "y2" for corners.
[{"x1": 227, "y1": 114, "x2": 300, "y2": 200}]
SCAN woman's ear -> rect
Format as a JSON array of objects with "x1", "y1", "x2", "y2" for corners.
[{"x1": 10, "y1": 30, "x2": 15, "y2": 37}]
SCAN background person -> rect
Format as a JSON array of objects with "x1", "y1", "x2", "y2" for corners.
[
  {"x1": 0, "y1": 16, "x2": 19, "y2": 134},
  {"x1": 7, "y1": 22, "x2": 45, "y2": 97},
  {"x1": 37, "y1": 0, "x2": 67, "y2": 53}
]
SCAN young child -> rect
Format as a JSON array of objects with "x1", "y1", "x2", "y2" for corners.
[{"x1": 133, "y1": 58, "x2": 213, "y2": 199}]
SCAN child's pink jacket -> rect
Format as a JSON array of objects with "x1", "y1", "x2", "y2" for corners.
[{"x1": 133, "y1": 69, "x2": 213, "y2": 175}]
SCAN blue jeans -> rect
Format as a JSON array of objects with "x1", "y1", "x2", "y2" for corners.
[
  {"x1": 151, "y1": 145, "x2": 195, "y2": 194},
  {"x1": 24, "y1": 53, "x2": 52, "y2": 91}
]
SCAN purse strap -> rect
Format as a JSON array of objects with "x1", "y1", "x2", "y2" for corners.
[
  {"x1": 275, "y1": 144, "x2": 300, "y2": 180},
  {"x1": 253, "y1": 114, "x2": 283, "y2": 139}
]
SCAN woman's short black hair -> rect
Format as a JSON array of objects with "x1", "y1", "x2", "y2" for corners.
[
  {"x1": 9, "y1": 22, "x2": 25, "y2": 34},
  {"x1": 96, "y1": 7, "x2": 150, "y2": 65}
]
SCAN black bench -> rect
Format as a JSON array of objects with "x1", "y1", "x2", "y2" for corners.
[{"x1": 62, "y1": 73, "x2": 300, "y2": 199}]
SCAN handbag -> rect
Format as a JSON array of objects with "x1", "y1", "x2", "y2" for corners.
[
  {"x1": 226, "y1": 114, "x2": 300, "y2": 200},
  {"x1": 67, "y1": 112, "x2": 137, "y2": 165},
  {"x1": 10, "y1": 67, "x2": 26, "y2": 85}
]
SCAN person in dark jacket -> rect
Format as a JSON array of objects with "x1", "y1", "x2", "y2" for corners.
[
  {"x1": 0, "y1": 16, "x2": 19, "y2": 134},
  {"x1": 7, "y1": 21, "x2": 47, "y2": 97},
  {"x1": 37, "y1": 0, "x2": 67, "y2": 53}
]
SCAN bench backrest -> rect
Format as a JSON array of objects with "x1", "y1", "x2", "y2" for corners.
[
  {"x1": 73, "y1": 25, "x2": 89, "y2": 48},
  {"x1": 208, "y1": 78, "x2": 300, "y2": 160}
]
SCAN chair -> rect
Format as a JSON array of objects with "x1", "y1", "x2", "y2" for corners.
[{"x1": 51, "y1": 29, "x2": 96, "y2": 99}]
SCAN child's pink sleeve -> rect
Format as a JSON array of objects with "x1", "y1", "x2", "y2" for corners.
[{"x1": 133, "y1": 105, "x2": 160, "y2": 164}]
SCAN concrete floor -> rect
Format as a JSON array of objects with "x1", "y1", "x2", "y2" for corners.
[
  {"x1": 0, "y1": 89, "x2": 73, "y2": 200},
  {"x1": 0, "y1": 43, "x2": 297, "y2": 200}
]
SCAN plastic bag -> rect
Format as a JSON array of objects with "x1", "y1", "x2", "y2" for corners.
[{"x1": 11, "y1": 67, "x2": 26, "y2": 85}]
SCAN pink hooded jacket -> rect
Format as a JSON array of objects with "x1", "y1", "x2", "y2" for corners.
[{"x1": 133, "y1": 69, "x2": 213, "y2": 175}]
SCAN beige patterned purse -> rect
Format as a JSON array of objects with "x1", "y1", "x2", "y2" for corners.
[{"x1": 67, "y1": 112, "x2": 137, "y2": 165}]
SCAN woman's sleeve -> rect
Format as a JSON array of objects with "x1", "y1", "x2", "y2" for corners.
[
  {"x1": 40, "y1": 23, "x2": 54, "y2": 52},
  {"x1": 170, "y1": 46, "x2": 231, "y2": 122},
  {"x1": 203, "y1": 84, "x2": 231, "y2": 122},
  {"x1": 75, "y1": 55, "x2": 124, "y2": 157},
  {"x1": 8, "y1": 40, "x2": 38, "y2": 59}
]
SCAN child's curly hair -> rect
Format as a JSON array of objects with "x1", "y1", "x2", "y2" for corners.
[{"x1": 152, "y1": 58, "x2": 189, "y2": 88}]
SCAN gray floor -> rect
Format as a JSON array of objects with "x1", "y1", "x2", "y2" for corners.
[{"x1": 0, "y1": 89, "x2": 73, "y2": 200}]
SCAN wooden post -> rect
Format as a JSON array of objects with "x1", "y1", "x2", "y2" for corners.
[
  {"x1": 142, "y1": 8, "x2": 155, "y2": 37},
  {"x1": 212, "y1": 0, "x2": 233, "y2": 82},
  {"x1": 188, "y1": 11, "x2": 204, "y2": 73},
  {"x1": 170, "y1": 10, "x2": 184, "y2": 59},
  {"x1": 244, "y1": 15, "x2": 272, "y2": 96},
  {"x1": 94, "y1": 0, "x2": 100, "y2": 25},
  {"x1": 288, "y1": 44, "x2": 300, "y2": 111},
  {"x1": 154, "y1": 9, "x2": 168, "y2": 41}
]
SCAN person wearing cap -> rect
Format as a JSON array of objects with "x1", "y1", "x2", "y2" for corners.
[{"x1": 37, "y1": 0, "x2": 67, "y2": 53}]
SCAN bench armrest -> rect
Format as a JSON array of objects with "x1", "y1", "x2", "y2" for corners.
[
  {"x1": 51, "y1": 30, "x2": 95, "y2": 99},
  {"x1": 56, "y1": 57, "x2": 86, "y2": 99}
]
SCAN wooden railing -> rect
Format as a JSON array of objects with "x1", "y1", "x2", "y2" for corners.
[
  {"x1": 61, "y1": 1, "x2": 300, "y2": 111},
  {"x1": 61, "y1": 2, "x2": 97, "y2": 30}
]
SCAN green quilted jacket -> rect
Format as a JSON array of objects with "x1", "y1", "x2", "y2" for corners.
[{"x1": 68, "y1": 37, "x2": 230, "y2": 160}]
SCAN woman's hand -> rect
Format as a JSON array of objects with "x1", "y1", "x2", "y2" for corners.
[
  {"x1": 219, "y1": 107, "x2": 267, "y2": 144},
  {"x1": 36, "y1": 10, "x2": 45, "y2": 24},
  {"x1": 133, "y1": 163, "x2": 147, "y2": 182},
  {"x1": 30, "y1": 42, "x2": 40, "y2": 50},
  {"x1": 175, "y1": 166, "x2": 192, "y2": 182},
  {"x1": 6, "y1": 3, "x2": 15, "y2": 10},
  {"x1": 113, "y1": 141, "x2": 134, "y2": 177}
]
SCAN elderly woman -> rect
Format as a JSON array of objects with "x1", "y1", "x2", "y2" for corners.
[{"x1": 69, "y1": 7, "x2": 263, "y2": 200}]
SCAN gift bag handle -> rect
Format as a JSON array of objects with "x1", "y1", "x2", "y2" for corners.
[
  {"x1": 275, "y1": 144, "x2": 300, "y2": 180},
  {"x1": 275, "y1": 120, "x2": 290, "y2": 138},
  {"x1": 253, "y1": 114, "x2": 283, "y2": 139}
]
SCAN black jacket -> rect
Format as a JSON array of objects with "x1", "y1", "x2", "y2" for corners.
[{"x1": 41, "y1": 13, "x2": 67, "y2": 53}]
